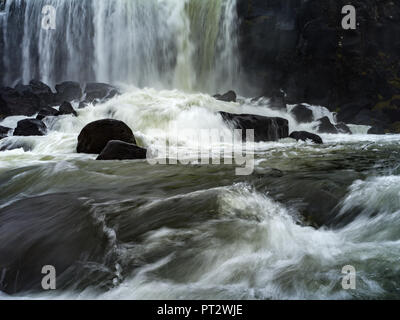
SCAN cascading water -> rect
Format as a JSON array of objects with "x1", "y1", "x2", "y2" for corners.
[
  {"x1": 1, "y1": 0, "x2": 239, "y2": 92},
  {"x1": 2, "y1": 0, "x2": 400, "y2": 301}
]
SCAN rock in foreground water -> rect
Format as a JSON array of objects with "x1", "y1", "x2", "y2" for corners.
[
  {"x1": 219, "y1": 111, "x2": 289, "y2": 142},
  {"x1": 290, "y1": 104, "x2": 313, "y2": 123},
  {"x1": 36, "y1": 106, "x2": 59, "y2": 120},
  {"x1": 96, "y1": 140, "x2": 147, "y2": 160},
  {"x1": 289, "y1": 131, "x2": 323, "y2": 144},
  {"x1": 0, "y1": 125, "x2": 11, "y2": 140},
  {"x1": 13, "y1": 119, "x2": 47, "y2": 136},
  {"x1": 77, "y1": 119, "x2": 136, "y2": 154},
  {"x1": 214, "y1": 90, "x2": 237, "y2": 103},
  {"x1": 58, "y1": 101, "x2": 77, "y2": 117}
]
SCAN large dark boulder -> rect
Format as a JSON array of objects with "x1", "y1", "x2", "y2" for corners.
[
  {"x1": 13, "y1": 119, "x2": 47, "y2": 136},
  {"x1": 219, "y1": 111, "x2": 289, "y2": 142},
  {"x1": 77, "y1": 119, "x2": 136, "y2": 154},
  {"x1": 84, "y1": 83, "x2": 119, "y2": 103},
  {"x1": 290, "y1": 104, "x2": 313, "y2": 123},
  {"x1": 0, "y1": 125, "x2": 11, "y2": 140},
  {"x1": 289, "y1": 131, "x2": 323, "y2": 144},
  {"x1": 214, "y1": 90, "x2": 237, "y2": 103},
  {"x1": 26, "y1": 80, "x2": 55, "y2": 106},
  {"x1": 0, "y1": 86, "x2": 42, "y2": 117},
  {"x1": 96, "y1": 140, "x2": 147, "y2": 161},
  {"x1": 315, "y1": 117, "x2": 338, "y2": 134},
  {"x1": 55, "y1": 82, "x2": 82, "y2": 103},
  {"x1": 57, "y1": 101, "x2": 77, "y2": 117},
  {"x1": 36, "y1": 106, "x2": 59, "y2": 120}
]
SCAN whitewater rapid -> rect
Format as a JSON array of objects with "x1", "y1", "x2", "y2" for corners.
[{"x1": 1, "y1": 87, "x2": 400, "y2": 299}]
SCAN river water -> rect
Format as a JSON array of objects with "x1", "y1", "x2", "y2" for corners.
[
  {"x1": 1, "y1": 89, "x2": 400, "y2": 299},
  {"x1": 1, "y1": 0, "x2": 400, "y2": 300}
]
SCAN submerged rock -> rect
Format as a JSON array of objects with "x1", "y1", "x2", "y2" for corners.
[
  {"x1": 57, "y1": 101, "x2": 77, "y2": 117},
  {"x1": 0, "y1": 125, "x2": 11, "y2": 140},
  {"x1": 36, "y1": 106, "x2": 59, "y2": 120},
  {"x1": 84, "y1": 83, "x2": 119, "y2": 103},
  {"x1": 289, "y1": 131, "x2": 323, "y2": 144},
  {"x1": 96, "y1": 140, "x2": 147, "y2": 160},
  {"x1": 315, "y1": 117, "x2": 338, "y2": 134},
  {"x1": 214, "y1": 90, "x2": 237, "y2": 103},
  {"x1": 219, "y1": 111, "x2": 289, "y2": 142},
  {"x1": 77, "y1": 119, "x2": 136, "y2": 154},
  {"x1": 13, "y1": 119, "x2": 47, "y2": 136},
  {"x1": 290, "y1": 104, "x2": 313, "y2": 123}
]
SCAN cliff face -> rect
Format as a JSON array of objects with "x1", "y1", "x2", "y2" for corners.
[{"x1": 237, "y1": 0, "x2": 400, "y2": 131}]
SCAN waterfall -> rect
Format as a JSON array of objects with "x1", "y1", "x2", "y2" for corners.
[{"x1": 1, "y1": 0, "x2": 239, "y2": 93}]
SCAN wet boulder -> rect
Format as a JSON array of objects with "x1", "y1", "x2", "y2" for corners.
[
  {"x1": 96, "y1": 140, "x2": 147, "y2": 161},
  {"x1": 0, "y1": 86, "x2": 42, "y2": 117},
  {"x1": 26, "y1": 80, "x2": 55, "y2": 106},
  {"x1": 0, "y1": 125, "x2": 11, "y2": 140},
  {"x1": 55, "y1": 81, "x2": 82, "y2": 103},
  {"x1": 36, "y1": 106, "x2": 59, "y2": 120},
  {"x1": 315, "y1": 117, "x2": 338, "y2": 134},
  {"x1": 77, "y1": 119, "x2": 136, "y2": 154},
  {"x1": 57, "y1": 101, "x2": 77, "y2": 117},
  {"x1": 214, "y1": 90, "x2": 237, "y2": 103},
  {"x1": 290, "y1": 104, "x2": 313, "y2": 123},
  {"x1": 335, "y1": 122, "x2": 352, "y2": 134},
  {"x1": 252, "y1": 90, "x2": 286, "y2": 111},
  {"x1": 219, "y1": 111, "x2": 289, "y2": 142},
  {"x1": 289, "y1": 131, "x2": 323, "y2": 144},
  {"x1": 84, "y1": 83, "x2": 119, "y2": 103},
  {"x1": 13, "y1": 119, "x2": 47, "y2": 136}
]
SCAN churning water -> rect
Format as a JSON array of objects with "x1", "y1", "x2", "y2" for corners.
[
  {"x1": 1, "y1": 0, "x2": 400, "y2": 300},
  {"x1": 0, "y1": 89, "x2": 400, "y2": 299}
]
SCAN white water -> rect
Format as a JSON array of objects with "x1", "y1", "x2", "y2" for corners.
[
  {"x1": 1, "y1": 0, "x2": 240, "y2": 93},
  {"x1": 0, "y1": 87, "x2": 397, "y2": 167},
  {"x1": 0, "y1": 88, "x2": 400, "y2": 299}
]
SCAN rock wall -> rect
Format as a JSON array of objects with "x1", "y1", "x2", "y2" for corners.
[{"x1": 237, "y1": 0, "x2": 400, "y2": 131}]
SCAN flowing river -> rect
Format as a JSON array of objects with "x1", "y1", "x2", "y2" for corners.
[{"x1": 1, "y1": 0, "x2": 400, "y2": 299}]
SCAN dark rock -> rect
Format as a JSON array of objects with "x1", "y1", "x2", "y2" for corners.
[
  {"x1": 335, "y1": 122, "x2": 352, "y2": 135},
  {"x1": 13, "y1": 119, "x2": 47, "y2": 136},
  {"x1": 237, "y1": 0, "x2": 400, "y2": 128},
  {"x1": 315, "y1": 117, "x2": 338, "y2": 134},
  {"x1": 368, "y1": 126, "x2": 386, "y2": 135},
  {"x1": 253, "y1": 90, "x2": 286, "y2": 110},
  {"x1": 36, "y1": 106, "x2": 59, "y2": 120},
  {"x1": 96, "y1": 140, "x2": 147, "y2": 160},
  {"x1": 55, "y1": 81, "x2": 82, "y2": 103},
  {"x1": 84, "y1": 83, "x2": 119, "y2": 103},
  {"x1": 214, "y1": 90, "x2": 236, "y2": 102},
  {"x1": 57, "y1": 101, "x2": 77, "y2": 117},
  {"x1": 290, "y1": 104, "x2": 313, "y2": 123},
  {"x1": 77, "y1": 119, "x2": 136, "y2": 154},
  {"x1": 289, "y1": 131, "x2": 323, "y2": 144},
  {"x1": 78, "y1": 101, "x2": 88, "y2": 109},
  {"x1": 0, "y1": 86, "x2": 42, "y2": 117},
  {"x1": 219, "y1": 111, "x2": 289, "y2": 142},
  {"x1": 27, "y1": 80, "x2": 55, "y2": 106},
  {"x1": 0, "y1": 125, "x2": 11, "y2": 140}
]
